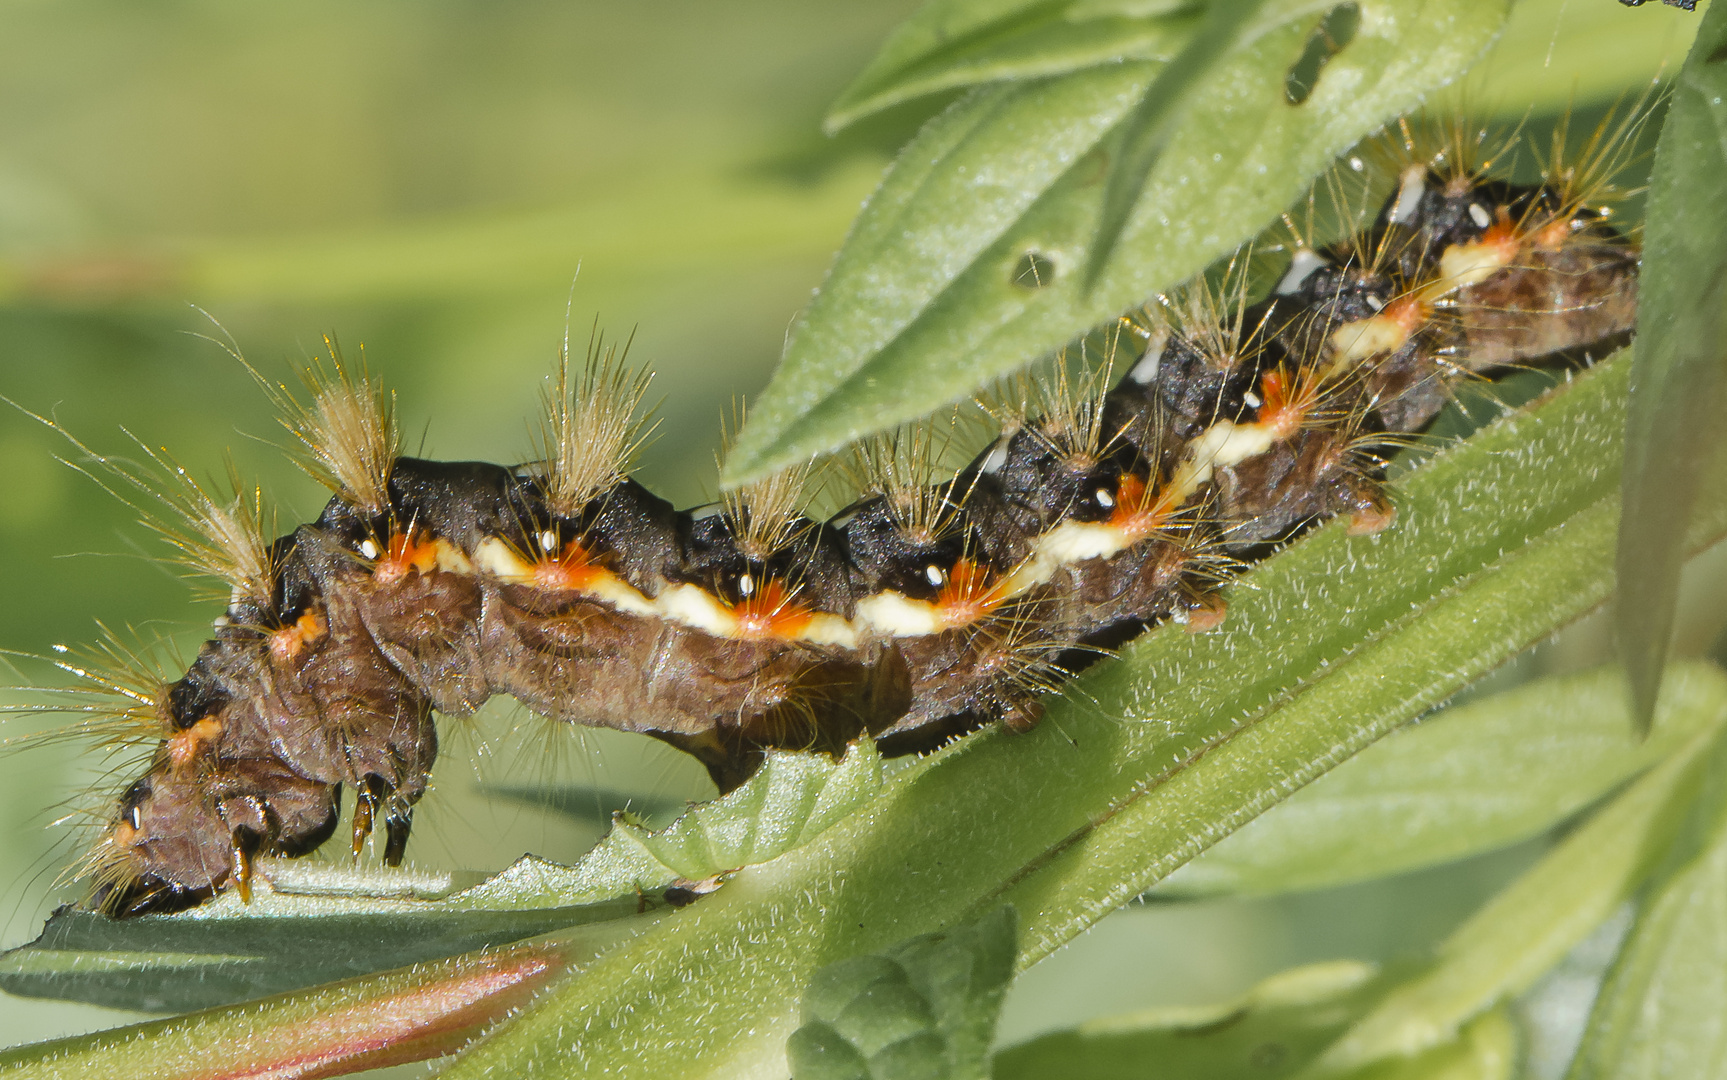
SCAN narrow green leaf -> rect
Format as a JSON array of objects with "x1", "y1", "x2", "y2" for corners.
[
  {"x1": 826, "y1": 2, "x2": 1202, "y2": 132},
  {"x1": 1160, "y1": 662, "x2": 1727, "y2": 898},
  {"x1": 482, "y1": 783, "x2": 687, "y2": 829},
  {"x1": 1084, "y1": 0, "x2": 1271, "y2": 289},
  {"x1": 787, "y1": 906, "x2": 1016, "y2": 1080},
  {"x1": 1307, "y1": 719, "x2": 1727, "y2": 1076},
  {"x1": 724, "y1": 0, "x2": 1508, "y2": 485},
  {"x1": 1567, "y1": 768, "x2": 1727, "y2": 1078},
  {"x1": 451, "y1": 739, "x2": 881, "y2": 908},
  {"x1": 994, "y1": 964, "x2": 1519, "y2": 1080},
  {"x1": 1350, "y1": 1010, "x2": 1516, "y2": 1080},
  {"x1": 992, "y1": 960, "x2": 1386, "y2": 1079},
  {"x1": 1616, "y1": 0, "x2": 1727, "y2": 734}
]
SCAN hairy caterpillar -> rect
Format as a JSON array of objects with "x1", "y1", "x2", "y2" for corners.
[{"x1": 21, "y1": 114, "x2": 1642, "y2": 917}]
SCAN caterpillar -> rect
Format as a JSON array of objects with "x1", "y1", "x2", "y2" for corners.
[{"x1": 24, "y1": 114, "x2": 1642, "y2": 917}]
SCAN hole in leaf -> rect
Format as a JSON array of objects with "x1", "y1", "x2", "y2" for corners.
[
  {"x1": 1012, "y1": 251, "x2": 1057, "y2": 289},
  {"x1": 1284, "y1": 3, "x2": 1359, "y2": 105}
]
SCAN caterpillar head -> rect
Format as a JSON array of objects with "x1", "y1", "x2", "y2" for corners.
[
  {"x1": 88, "y1": 653, "x2": 345, "y2": 916},
  {"x1": 95, "y1": 757, "x2": 341, "y2": 916}
]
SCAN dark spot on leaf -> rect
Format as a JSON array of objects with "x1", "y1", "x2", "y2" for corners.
[
  {"x1": 1285, "y1": 3, "x2": 1359, "y2": 105},
  {"x1": 1251, "y1": 1041, "x2": 1289, "y2": 1069},
  {"x1": 1013, "y1": 251, "x2": 1056, "y2": 289}
]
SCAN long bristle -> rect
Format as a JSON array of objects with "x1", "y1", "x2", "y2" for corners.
[
  {"x1": 1534, "y1": 89, "x2": 1660, "y2": 224},
  {"x1": 1, "y1": 398, "x2": 275, "y2": 605},
  {"x1": 2, "y1": 629, "x2": 173, "y2": 753},
  {"x1": 720, "y1": 404, "x2": 812, "y2": 562},
  {"x1": 132, "y1": 450, "x2": 275, "y2": 606},
  {"x1": 1381, "y1": 110, "x2": 1524, "y2": 194},
  {"x1": 845, "y1": 415, "x2": 968, "y2": 545},
  {"x1": 980, "y1": 341, "x2": 1122, "y2": 474},
  {"x1": 535, "y1": 325, "x2": 658, "y2": 518},
  {"x1": 1149, "y1": 255, "x2": 1268, "y2": 375},
  {"x1": 267, "y1": 339, "x2": 399, "y2": 515}
]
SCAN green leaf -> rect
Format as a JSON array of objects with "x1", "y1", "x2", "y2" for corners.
[
  {"x1": 1616, "y1": 0, "x2": 1727, "y2": 735},
  {"x1": 1566, "y1": 763, "x2": 1727, "y2": 1079},
  {"x1": 992, "y1": 960, "x2": 1387, "y2": 1079},
  {"x1": 1306, "y1": 718, "x2": 1727, "y2": 1075},
  {"x1": 786, "y1": 906, "x2": 1016, "y2": 1080},
  {"x1": 724, "y1": 0, "x2": 1509, "y2": 485},
  {"x1": 425, "y1": 350, "x2": 1727, "y2": 1078},
  {"x1": 826, "y1": 1, "x2": 1202, "y2": 133},
  {"x1": 1160, "y1": 662, "x2": 1727, "y2": 898},
  {"x1": 1084, "y1": 0, "x2": 1271, "y2": 288},
  {"x1": 450, "y1": 739, "x2": 882, "y2": 908}
]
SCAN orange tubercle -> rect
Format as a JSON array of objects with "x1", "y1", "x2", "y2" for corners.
[
  {"x1": 374, "y1": 530, "x2": 441, "y2": 584},
  {"x1": 1183, "y1": 593, "x2": 1228, "y2": 634},
  {"x1": 1532, "y1": 215, "x2": 1576, "y2": 252},
  {"x1": 1109, "y1": 472, "x2": 1180, "y2": 541},
  {"x1": 270, "y1": 608, "x2": 328, "y2": 663},
  {"x1": 933, "y1": 559, "x2": 1010, "y2": 629},
  {"x1": 730, "y1": 577, "x2": 814, "y2": 639},
  {"x1": 530, "y1": 538, "x2": 608, "y2": 592},
  {"x1": 166, "y1": 715, "x2": 223, "y2": 770}
]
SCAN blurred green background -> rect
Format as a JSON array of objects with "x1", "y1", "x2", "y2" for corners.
[{"x1": 0, "y1": 0, "x2": 1717, "y2": 1070}]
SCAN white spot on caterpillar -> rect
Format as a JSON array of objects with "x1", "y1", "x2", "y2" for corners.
[
  {"x1": 690, "y1": 502, "x2": 725, "y2": 521},
  {"x1": 1095, "y1": 487, "x2": 1115, "y2": 509},
  {"x1": 1468, "y1": 203, "x2": 1492, "y2": 229},
  {"x1": 538, "y1": 530, "x2": 558, "y2": 553},
  {"x1": 1275, "y1": 249, "x2": 1329, "y2": 295},
  {"x1": 1365, "y1": 294, "x2": 1385, "y2": 312},
  {"x1": 130, "y1": 806, "x2": 142, "y2": 830},
  {"x1": 1243, "y1": 390, "x2": 1262, "y2": 408},
  {"x1": 1348, "y1": 156, "x2": 1365, "y2": 172},
  {"x1": 738, "y1": 573, "x2": 755, "y2": 598},
  {"x1": 1129, "y1": 330, "x2": 1169, "y2": 384},
  {"x1": 1388, "y1": 166, "x2": 1426, "y2": 225},
  {"x1": 359, "y1": 539, "x2": 380, "y2": 560},
  {"x1": 981, "y1": 437, "x2": 1011, "y2": 474},
  {"x1": 924, "y1": 564, "x2": 946, "y2": 587}
]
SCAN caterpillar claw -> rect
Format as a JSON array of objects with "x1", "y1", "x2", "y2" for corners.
[
  {"x1": 230, "y1": 826, "x2": 261, "y2": 903},
  {"x1": 383, "y1": 808, "x2": 414, "y2": 867}
]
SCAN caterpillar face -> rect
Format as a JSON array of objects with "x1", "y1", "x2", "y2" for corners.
[{"x1": 54, "y1": 122, "x2": 1644, "y2": 914}]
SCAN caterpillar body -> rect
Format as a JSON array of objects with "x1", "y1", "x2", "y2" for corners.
[{"x1": 41, "y1": 121, "x2": 1640, "y2": 917}]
